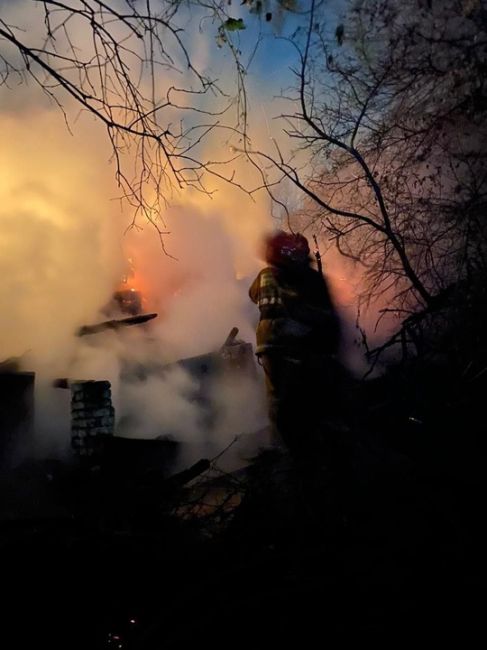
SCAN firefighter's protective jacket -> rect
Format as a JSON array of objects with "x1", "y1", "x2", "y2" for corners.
[{"x1": 249, "y1": 265, "x2": 340, "y2": 357}]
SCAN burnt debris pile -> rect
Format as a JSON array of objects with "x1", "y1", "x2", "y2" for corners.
[{"x1": 1, "y1": 337, "x2": 486, "y2": 649}]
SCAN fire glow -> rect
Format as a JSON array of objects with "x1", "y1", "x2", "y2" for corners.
[
  {"x1": 0, "y1": 106, "x2": 274, "y2": 459},
  {"x1": 0, "y1": 41, "x2": 389, "y2": 462}
]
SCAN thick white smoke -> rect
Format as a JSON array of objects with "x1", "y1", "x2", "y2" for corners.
[
  {"x1": 1, "y1": 0, "x2": 380, "y2": 468},
  {"x1": 0, "y1": 99, "x2": 271, "y2": 465}
]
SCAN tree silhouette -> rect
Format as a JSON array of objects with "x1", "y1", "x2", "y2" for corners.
[
  {"x1": 242, "y1": 0, "x2": 487, "y2": 365},
  {"x1": 0, "y1": 0, "x2": 262, "y2": 238}
]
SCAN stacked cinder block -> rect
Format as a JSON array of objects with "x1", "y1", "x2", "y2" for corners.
[{"x1": 71, "y1": 380, "x2": 115, "y2": 456}]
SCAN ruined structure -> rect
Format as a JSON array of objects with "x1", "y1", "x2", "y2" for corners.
[{"x1": 0, "y1": 365, "x2": 35, "y2": 468}]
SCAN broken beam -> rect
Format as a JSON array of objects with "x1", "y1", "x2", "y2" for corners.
[{"x1": 76, "y1": 312, "x2": 158, "y2": 337}]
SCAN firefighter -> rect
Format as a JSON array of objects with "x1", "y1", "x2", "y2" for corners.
[{"x1": 249, "y1": 230, "x2": 341, "y2": 454}]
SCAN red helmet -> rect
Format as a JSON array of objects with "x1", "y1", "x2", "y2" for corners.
[{"x1": 264, "y1": 230, "x2": 310, "y2": 267}]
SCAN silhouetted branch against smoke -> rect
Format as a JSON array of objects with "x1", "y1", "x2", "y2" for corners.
[{"x1": 0, "y1": 0, "x2": 265, "y2": 239}]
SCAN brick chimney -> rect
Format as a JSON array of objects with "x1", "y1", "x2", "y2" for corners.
[{"x1": 70, "y1": 380, "x2": 114, "y2": 456}]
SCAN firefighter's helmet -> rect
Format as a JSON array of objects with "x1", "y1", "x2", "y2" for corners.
[{"x1": 264, "y1": 230, "x2": 310, "y2": 267}]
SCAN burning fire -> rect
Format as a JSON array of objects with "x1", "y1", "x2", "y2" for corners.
[{"x1": 111, "y1": 257, "x2": 146, "y2": 316}]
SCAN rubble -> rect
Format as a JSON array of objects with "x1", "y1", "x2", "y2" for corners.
[{"x1": 1, "y1": 356, "x2": 486, "y2": 649}]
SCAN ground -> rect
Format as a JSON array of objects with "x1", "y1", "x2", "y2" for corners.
[{"x1": 1, "y1": 359, "x2": 486, "y2": 648}]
